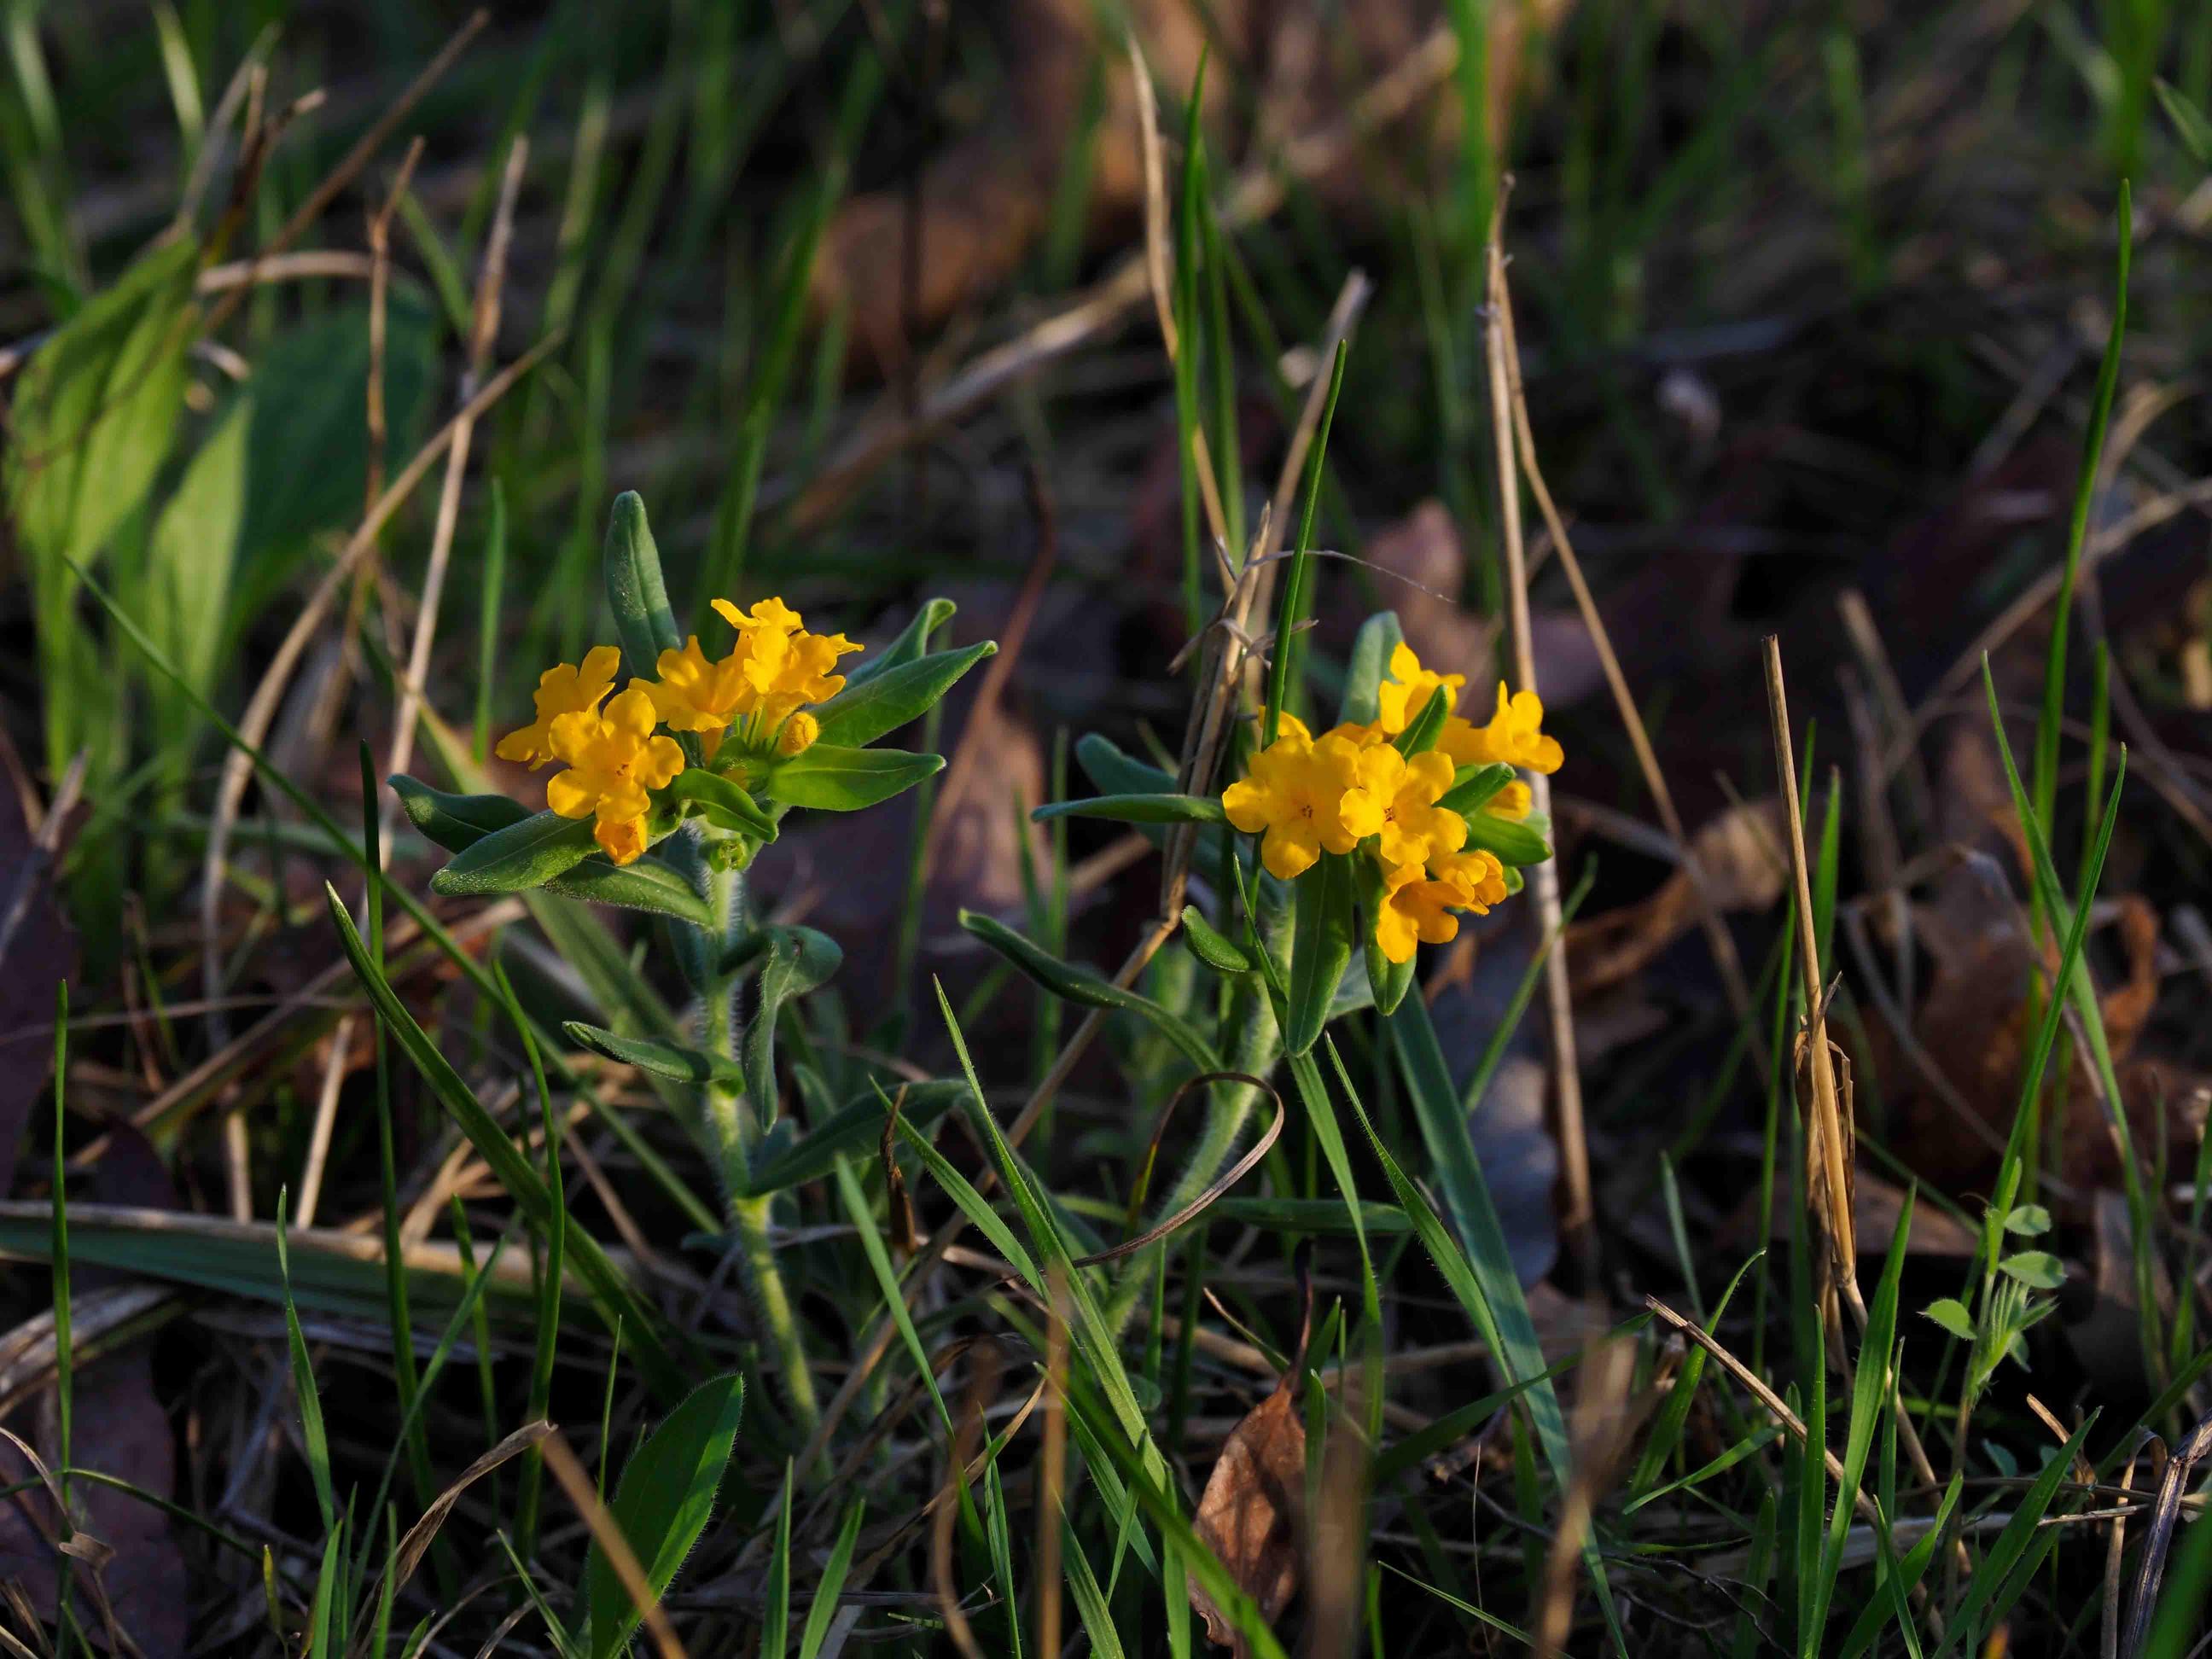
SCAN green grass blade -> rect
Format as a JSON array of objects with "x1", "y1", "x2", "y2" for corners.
[
  {"x1": 796, "y1": 1499, "x2": 865, "y2": 1659},
  {"x1": 1261, "y1": 341, "x2": 1348, "y2": 746},
  {"x1": 761, "y1": 1458, "x2": 795, "y2": 1659},
  {"x1": 275, "y1": 1187, "x2": 336, "y2": 1532}
]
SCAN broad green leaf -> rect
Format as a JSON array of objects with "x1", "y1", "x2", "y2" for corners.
[
  {"x1": 429, "y1": 810, "x2": 600, "y2": 895},
  {"x1": 1437, "y1": 763, "x2": 1515, "y2": 814},
  {"x1": 586, "y1": 1373, "x2": 746, "y2": 1659},
  {"x1": 765, "y1": 744, "x2": 941, "y2": 811},
  {"x1": 667, "y1": 768, "x2": 778, "y2": 839},
  {"x1": 812, "y1": 640, "x2": 995, "y2": 748},
  {"x1": 1339, "y1": 611, "x2": 1405, "y2": 726},
  {"x1": 1075, "y1": 732, "x2": 1177, "y2": 795},
  {"x1": 747, "y1": 1080, "x2": 964, "y2": 1195},
  {"x1": 544, "y1": 854, "x2": 713, "y2": 924},
  {"x1": 842, "y1": 597, "x2": 956, "y2": 688},
  {"x1": 2002, "y1": 1204, "x2": 2052, "y2": 1237},
  {"x1": 1179, "y1": 905, "x2": 1253, "y2": 975},
  {"x1": 142, "y1": 382, "x2": 247, "y2": 707},
  {"x1": 9, "y1": 236, "x2": 199, "y2": 771},
  {"x1": 960, "y1": 911, "x2": 1219, "y2": 1071},
  {"x1": 1030, "y1": 792, "x2": 1226, "y2": 826},
  {"x1": 564, "y1": 1022, "x2": 745, "y2": 1087},
  {"x1": 744, "y1": 926, "x2": 842, "y2": 1119},
  {"x1": 602, "y1": 492, "x2": 682, "y2": 683},
  {"x1": 1997, "y1": 1250, "x2": 2064, "y2": 1289},
  {"x1": 1460, "y1": 811, "x2": 1551, "y2": 867},
  {"x1": 389, "y1": 775, "x2": 530, "y2": 850},
  {"x1": 1285, "y1": 853, "x2": 1356, "y2": 1056},
  {"x1": 1923, "y1": 1297, "x2": 1977, "y2": 1342}
]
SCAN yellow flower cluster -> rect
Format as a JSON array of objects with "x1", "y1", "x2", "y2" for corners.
[
  {"x1": 1220, "y1": 643, "x2": 1560, "y2": 965},
  {"x1": 497, "y1": 597, "x2": 859, "y2": 864}
]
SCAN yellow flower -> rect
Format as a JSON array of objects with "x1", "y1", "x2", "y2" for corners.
[
  {"x1": 1439, "y1": 681, "x2": 1563, "y2": 774},
  {"x1": 1489, "y1": 779, "x2": 1533, "y2": 821},
  {"x1": 495, "y1": 646, "x2": 620, "y2": 770},
  {"x1": 544, "y1": 687, "x2": 685, "y2": 864},
  {"x1": 1431, "y1": 847, "x2": 1509, "y2": 911},
  {"x1": 1375, "y1": 643, "x2": 1464, "y2": 736},
  {"x1": 1349, "y1": 744, "x2": 1467, "y2": 870},
  {"x1": 1222, "y1": 725, "x2": 1377, "y2": 881},
  {"x1": 633, "y1": 636, "x2": 748, "y2": 755},
  {"x1": 1371, "y1": 847, "x2": 1508, "y2": 964},
  {"x1": 777, "y1": 710, "x2": 819, "y2": 756},
  {"x1": 707, "y1": 596, "x2": 864, "y2": 733}
]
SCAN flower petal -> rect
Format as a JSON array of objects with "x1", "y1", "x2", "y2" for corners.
[{"x1": 545, "y1": 769, "x2": 595, "y2": 818}]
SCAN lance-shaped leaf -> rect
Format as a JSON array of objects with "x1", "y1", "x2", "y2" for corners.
[
  {"x1": 398, "y1": 777, "x2": 707, "y2": 921},
  {"x1": 764, "y1": 745, "x2": 942, "y2": 811},
  {"x1": 602, "y1": 491, "x2": 681, "y2": 682},
  {"x1": 586, "y1": 1373, "x2": 746, "y2": 1659},
  {"x1": 1031, "y1": 793, "x2": 1226, "y2": 826},
  {"x1": 1076, "y1": 732, "x2": 1177, "y2": 796},
  {"x1": 1339, "y1": 612, "x2": 1405, "y2": 726},
  {"x1": 1461, "y1": 811, "x2": 1551, "y2": 868},
  {"x1": 1284, "y1": 853, "x2": 1356, "y2": 1056},
  {"x1": 842, "y1": 597, "x2": 956, "y2": 688},
  {"x1": 564, "y1": 1023, "x2": 746, "y2": 1088},
  {"x1": 1392, "y1": 686, "x2": 1450, "y2": 757},
  {"x1": 1437, "y1": 763, "x2": 1515, "y2": 815},
  {"x1": 746, "y1": 1080, "x2": 966, "y2": 1195},
  {"x1": 811, "y1": 640, "x2": 995, "y2": 748},
  {"x1": 962, "y1": 911, "x2": 1220, "y2": 1070},
  {"x1": 1181, "y1": 905, "x2": 1254, "y2": 975},
  {"x1": 1357, "y1": 859, "x2": 1415, "y2": 1016},
  {"x1": 744, "y1": 927, "x2": 842, "y2": 1120},
  {"x1": 430, "y1": 810, "x2": 600, "y2": 895},
  {"x1": 667, "y1": 768, "x2": 778, "y2": 840},
  {"x1": 391, "y1": 775, "x2": 530, "y2": 850}
]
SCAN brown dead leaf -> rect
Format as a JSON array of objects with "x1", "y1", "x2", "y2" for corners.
[
  {"x1": 1567, "y1": 797, "x2": 1787, "y2": 996},
  {"x1": 1189, "y1": 1380, "x2": 1304, "y2": 1655}
]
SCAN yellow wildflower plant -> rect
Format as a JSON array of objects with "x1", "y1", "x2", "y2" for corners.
[
  {"x1": 495, "y1": 645, "x2": 622, "y2": 770},
  {"x1": 1374, "y1": 642, "x2": 1464, "y2": 736},
  {"x1": 690, "y1": 596, "x2": 864, "y2": 748},
  {"x1": 1221, "y1": 721, "x2": 1379, "y2": 881},
  {"x1": 544, "y1": 687, "x2": 687, "y2": 864},
  {"x1": 1350, "y1": 743, "x2": 1467, "y2": 871},
  {"x1": 1440, "y1": 680, "x2": 1564, "y2": 774}
]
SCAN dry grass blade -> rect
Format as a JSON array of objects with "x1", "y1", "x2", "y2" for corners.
[
  {"x1": 2121, "y1": 1407, "x2": 2212, "y2": 1657},
  {"x1": 1072, "y1": 1072, "x2": 1283, "y2": 1269},
  {"x1": 1532, "y1": 1336, "x2": 1639, "y2": 1657},
  {"x1": 538, "y1": 1428, "x2": 688, "y2": 1659},
  {"x1": 929, "y1": 1342, "x2": 1002, "y2": 1659},
  {"x1": 1489, "y1": 224, "x2": 1759, "y2": 1045},
  {"x1": 1482, "y1": 221, "x2": 1592, "y2": 1275},
  {"x1": 1034, "y1": 1266, "x2": 1069, "y2": 1659},
  {"x1": 368, "y1": 1419, "x2": 555, "y2": 1634}
]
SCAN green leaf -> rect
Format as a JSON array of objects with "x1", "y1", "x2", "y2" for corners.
[
  {"x1": 1437, "y1": 763, "x2": 1515, "y2": 815},
  {"x1": 1285, "y1": 853, "x2": 1357, "y2": 1056},
  {"x1": 1460, "y1": 811, "x2": 1551, "y2": 868},
  {"x1": 429, "y1": 810, "x2": 600, "y2": 895},
  {"x1": 744, "y1": 926, "x2": 842, "y2": 1120},
  {"x1": 141, "y1": 383, "x2": 247, "y2": 710},
  {"x1": 9, "y1": 236, "x2": 199, "y2": 771},
  {"x1": 667, "y1": 769, "x2": 778, "y2": 840},
  {"x1": 1179, "y1": 905, "x2": 1253, "y2": 975},
  {"x1": 1031, "y1": 792, "x2": 1225, "y2": 826},
  {"x1": 389, "y1": 775, "x2": 530, "y2": 851},
  {"x1": 564, "y1": 1022, "x2": 746, "y2": 1088},
  {"x1": 842, "y1": 597, "x2": 957, "y2": 688},
  {"x1": 1075, "y1": 733, "x2": 1176, "y2": 796},
  {"x1": 274, "y1": 1189, "x2": 336, "y2": 1532},
  {"x1": 544, "y1": 855, "x2": 713, "y2": 925},
  {"x1": 1393, "y1": 686, "x2": 1450, "y2": 756},
  {"x1": 2002, "y1": 1204, "x2": 2052, "y2": 1237},
  {"x1": 959, "y1": 911, "x2": 1219, "y2": 1071},
  {"x1": 1358, "y1": 859, "x2": 1415, "y2": 1016},
  {"x1": 747, "y1": 1080, "x2": 964, "y2": 1195},
  {"x1": 602, "y1": 492, "x2": 682, "y2": 683},
  {"x1": 812, "y1": 640, "x2": 995, "y2": 748},
  {"x1": 1997, "y1": 1250, "x2": 2064, "y2": 1289},
  {"x1": 1340, "y1": 612, "x2": 1404, "y2": 726},
  {"x1": 1922, "y1": 1298, "x2": 1977, "y2": 1342},
  {"x1": 765, "y1": 745, "x2": 942, "y2": 811},
  {"x1": 1206, "y1": 1196, "x2": 1414, "y2": 1237},
  {"x1": 586, "y1": 1373, "x2": 746, "y2": 1659},
  {"x1": 1931, "y1": 1418, "x2": 2094, "y2": 1658}
]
